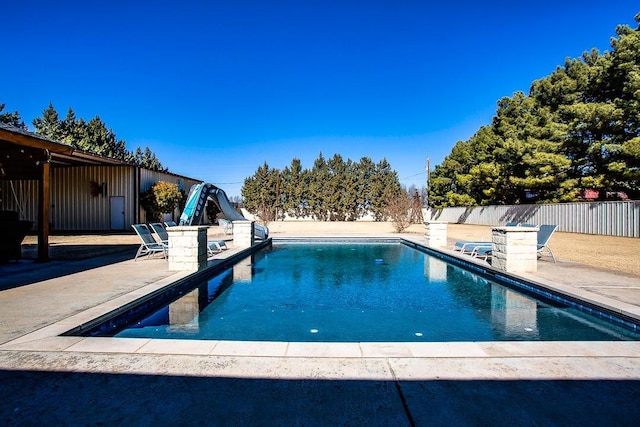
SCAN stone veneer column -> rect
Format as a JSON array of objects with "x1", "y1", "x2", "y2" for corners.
[
  {"x1": 424, "y1": 220, "x2": 448, "y2": 248},
  {"x1": 167, "y1": 226, "x2": 208, "y2": 271},
  {"x1": 233, "y1": 220, "x2": 255, "y2": 248},
  {"x1": 491, "y1": 226, "x2": 538, "y2": 273}
]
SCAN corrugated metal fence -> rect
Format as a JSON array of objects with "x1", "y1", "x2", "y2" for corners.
[{"x1": 423, "y1": 201, "x2": 640, "y2": 238}]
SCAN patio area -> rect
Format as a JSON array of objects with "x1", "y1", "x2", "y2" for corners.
[{"x1": 1, "y1": 224, "x2": 639, "y2": 425}]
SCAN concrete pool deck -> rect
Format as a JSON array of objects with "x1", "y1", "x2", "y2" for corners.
[{"x1": 1, "y1": 230, "x2": 640, "y2": 424}]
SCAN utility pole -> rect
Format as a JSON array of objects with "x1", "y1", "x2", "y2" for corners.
[{"x1": 425, "y1": 157, "x2": 430, "y2": 207}]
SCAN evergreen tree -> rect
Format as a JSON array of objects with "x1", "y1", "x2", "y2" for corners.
[
  {"x1": 139, "y1": 147, "x2": 165, "y2": 171},
  {"x1": 30, "y1": 102, "x2": 166, "y2": 171},
  {"x1": 353, "y1": 156, "x2": 376, "y2": 217},
  {"x1": 490, "y1": 92, "x2": 573, "y2": 203},
  {"x1": 32, "y1": 102, "x2": 62, "y2": 140},
  {"x1": 428, "y1": 137, "x2": 479, "y2": 207},
  {"x1": 60, "y1": 108, "x2": 81, "y2": 145},
  {"x1": 369, "y1": 158, "x2": 402, "y2": 221},
  {"x1": 430, "y1": 14, "x2": 640, "y2": 205},
  {"x1": 308, "y1": 153, "x2": 330, "y2": 220},
  {"x1": 0, "y1": 101, "x2": 27, "y2": 129},
  {"x1": 241, "y1": 162, "x2": 279, "y2": 223},
  {"x1": 241, "y1": 154, "x2": 405, "y2": 221},
  {"x1": 281, "y1": 158, "x2": 308, "y2": 218},
  {"x1": 325, "y1": 154, "x2": 351, "y2": 221}
]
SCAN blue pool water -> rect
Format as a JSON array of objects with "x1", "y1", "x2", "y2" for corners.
[{"x1": 106, "y1": 242, "x2": 639, "y2": 342}]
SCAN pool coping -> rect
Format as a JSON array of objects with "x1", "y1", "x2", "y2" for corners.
[{"x1": 1, "y1": 235, "x2": 640, "y2": 381}]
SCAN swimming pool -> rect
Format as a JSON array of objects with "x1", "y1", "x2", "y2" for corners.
[{"x1": 70, "y1": 240, "x2": 640, "y2": 342}]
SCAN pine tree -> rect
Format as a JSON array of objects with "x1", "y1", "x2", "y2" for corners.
[
  {"x1": 32, "y1": 102, "x2": 62, "y2": 140},
  {"x1": 241, "y1": 162, "x2": 279, "y2": 223},
  {"x1": 281, "y1": 158, "x2": 308, "y2": 218},
  {"x1": 0, "y1": 101, "x2": 27, "y2": 129},
  {"x1": 242, "y1": 154, "x2": 404, "y2": 221},
  {"x1": 308, "y1": 153, "x2": 330, "y2": 220},
  {"x1": 354, "y1": 157, "x2": 376, "y2": 218},
  {"x1": 429, "y1": 14, "x2": 640, "y2": 204},
  {"x1": 30, "y1": 102, "x2": 167, "y2": 171},
  {"x1": 369, "y1": 158, "x2": 402, "y2": 221}
]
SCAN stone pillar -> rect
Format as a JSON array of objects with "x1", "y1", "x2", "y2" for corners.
[
  {"x1": 491, "y1": 226, "x2": 538, "y2": 273},
  {"x1": 424, "y1": 220, "x2": 448, "y2": 248},
  {"x1": 233, "y1": 220, "x2": 255, "y2": 248},
  {"x1": 167, "y1": 226, "x2": 208, "y2": 271}
]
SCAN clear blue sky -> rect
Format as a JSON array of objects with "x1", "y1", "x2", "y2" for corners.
[{"x1": 2, "y1": 1, "x2": 637, "y2": 197}]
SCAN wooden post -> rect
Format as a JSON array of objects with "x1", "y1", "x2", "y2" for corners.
[{"x1": 37, "y1": 160, "x2": 50, "y2": 262}]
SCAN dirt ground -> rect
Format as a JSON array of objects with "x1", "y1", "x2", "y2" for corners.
[{"x1": 20, "y1": 221, "x2": 640, "y2": 277}]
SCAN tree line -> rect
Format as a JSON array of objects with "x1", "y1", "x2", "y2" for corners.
[
  {"x1": 429, "y1": 14, "x2": 640, "y2": 207},
  {"x1": 241, "y1": 153, "x2": 414, "y2": 222},
  {"x1": 0, "y1": 101, "x2": 165, "y2": 171}
]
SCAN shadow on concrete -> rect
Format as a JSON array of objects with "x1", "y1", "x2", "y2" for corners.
[
  {"x1": 0, "y1": 247, "x2": 138, "y2": 291},
  {"x1": 0, "y1": 369, "x2": 638, "y2": 425},
  {"x1": 20, "y1": 243, "x2": 139, "y2": 261}
]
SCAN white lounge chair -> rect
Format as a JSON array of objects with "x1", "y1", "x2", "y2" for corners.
[
  {"x1": 452, "y1": 222, "x2": 520, "y2": 253},
  {"x1": 218, "y1": 219, "x2": 233, "y2": 235},
  {"x1": 154, "y1": 222, "x2": 228, "y2": 257},
  {"x1": 471, "y1": 245, "x2": 493, "y2": 261},
  {"x1": 466, "y1": 224, "x2": 558, "y2": 263},
  {"x1": 132, "y1": 224, "x2": 168, "y2": 261},
  {"x1": 453, "y1": 241, "x2": 492, "y2": 254},
  {"x1": 207, "y1": 240, "x2": 228, "y2": 256}
]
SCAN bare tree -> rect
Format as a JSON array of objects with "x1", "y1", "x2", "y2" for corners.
[{"x1": 386, "y1": 190, "x2": 412, "y2": 232}]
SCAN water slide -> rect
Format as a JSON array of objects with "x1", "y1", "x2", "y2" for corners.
[{"x1": 179, "y1": 183, "x2": 269, "y2": 240}]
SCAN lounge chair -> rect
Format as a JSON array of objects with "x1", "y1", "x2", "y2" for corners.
[
  {"x1": 164, "y1": 221, "x2": 177, "y2": 227},
  {"x1": 509, "y1": 223, "x2": 558, "y2": 262},
  {"x1": 471, "y1": 245, "x2": 492, "y2": 261},
  {"x1": 218, "y1": 219, "x2": 233, "y2": 235},
  {"x1": 453, "y1": 241, "x2": 492, "y2": 254},
  {"x1": 207, "y1": 240, "x2": 228, "y2": 256},
  {"x1": 149, "y1": 222, "x2": 169, "y2": 244},
  {"x1": 153, "y1": 222, "x2": 228, "y2": 257},
  {"x1": 452, "y1": 222, "x2": 520, "y2": 253},
  {"x1": 132, "y1": 224, "x2": 168, "y2": 261},
  {"x1": 537, "y1": 224, "x2": 558, "y2": 263},
  {"x1": 467, "y1": 224, "x2": 558, "y2": 263}
]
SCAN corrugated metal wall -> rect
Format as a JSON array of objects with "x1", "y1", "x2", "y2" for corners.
[
  {"x1": 51, "y1": 166, "x2": 135, "y2": 231},
  {"x1": 139, "y1": 169, "x2": 199, "y2": 193},
  {"x1": 0, "y1": 166, "x2": 201, "y2": 231},
  {"x1": 138, "y1": 169, "x2": 201, "y2": 223},
  {"x1": 423, "y1": 201, "x2": 640, "y2": 237},
  {"x1": 0, "y1": 180, "x2": 39, "y2": 221}
]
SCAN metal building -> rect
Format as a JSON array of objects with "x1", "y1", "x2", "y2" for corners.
[{"x1": 0, "y1": 123, "x2": 201, "y2": 259}]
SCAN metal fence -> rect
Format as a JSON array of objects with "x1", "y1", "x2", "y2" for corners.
[{"x1": 423, "y1": 200, "x2": 640, "y2": 238}]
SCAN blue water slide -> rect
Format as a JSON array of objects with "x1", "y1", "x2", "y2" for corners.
[{"x1": 179, "y1": 183, "x2": 269, "y2": 239}]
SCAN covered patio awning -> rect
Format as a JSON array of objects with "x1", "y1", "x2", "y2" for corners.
[{"x1": 0, "y1": 123, "x2": 127, "y2": 261}]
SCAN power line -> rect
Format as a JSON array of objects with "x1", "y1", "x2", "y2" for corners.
[{"x1": 400, "y1": 171, "x2": 426, "y2": 180}]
